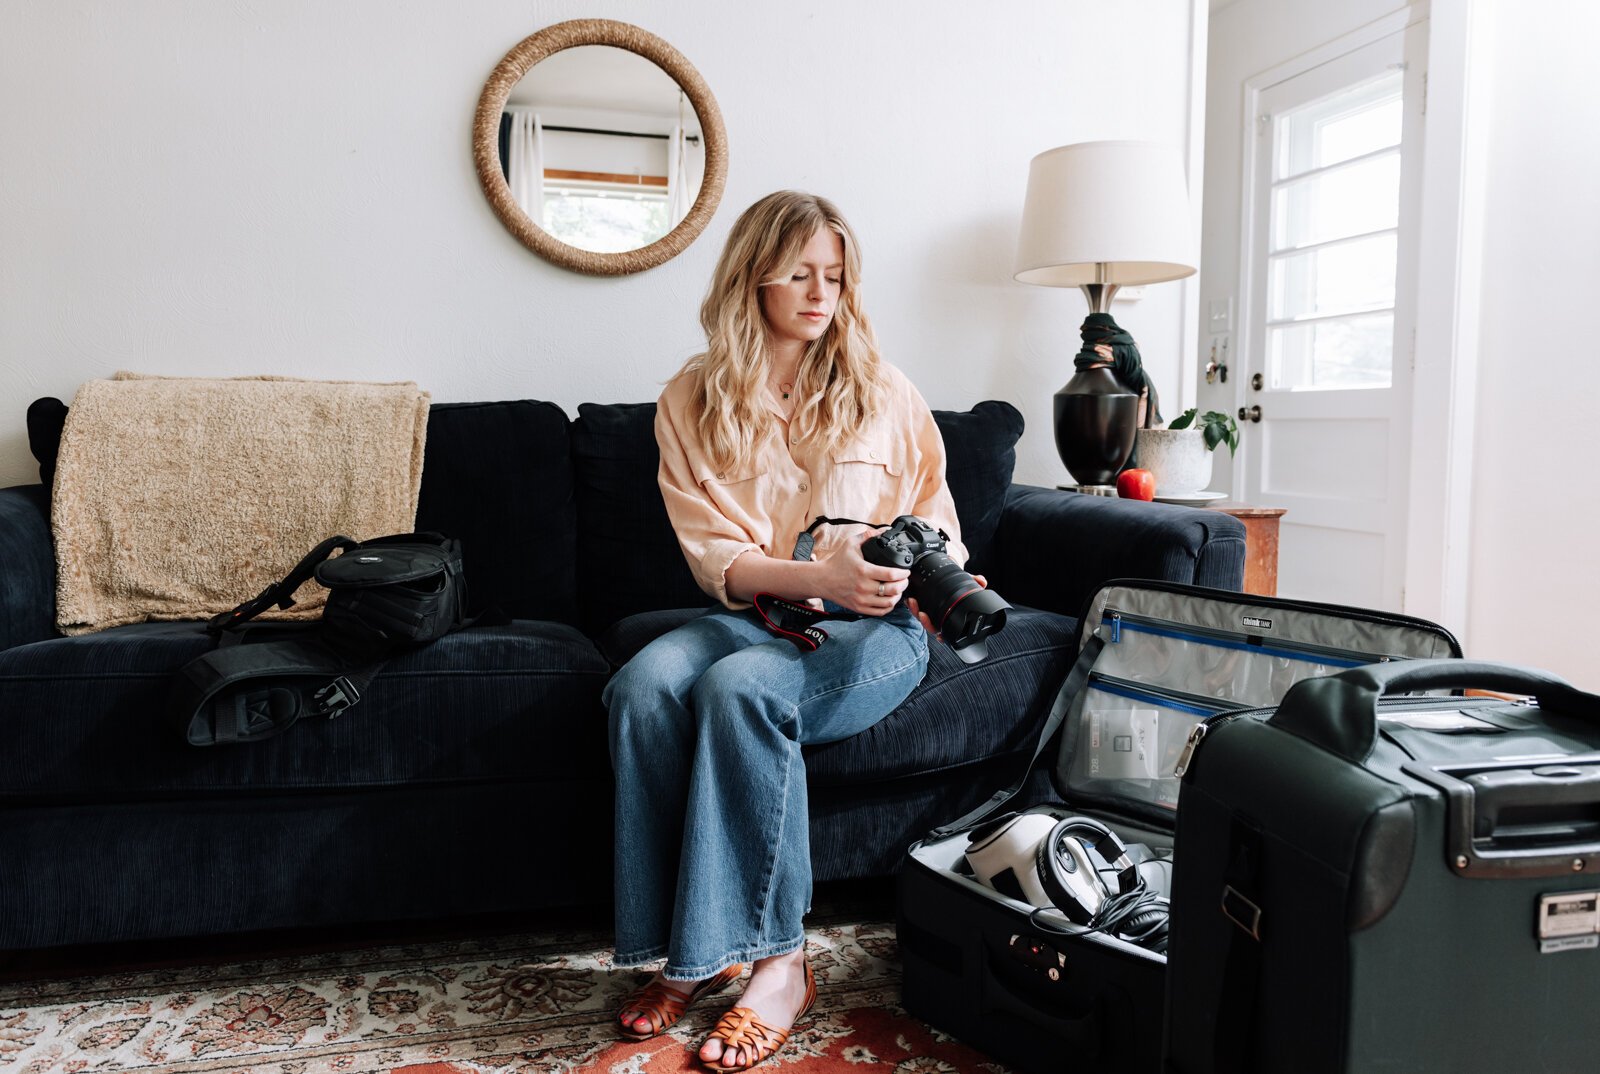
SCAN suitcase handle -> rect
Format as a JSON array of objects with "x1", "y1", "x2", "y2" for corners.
[
  {"x1": 1267, "y1": 658, "x2": 1600, "y2": 764},
  {"x1": 1404, "y1": 756, "x2": 1600, "y2": 878}
]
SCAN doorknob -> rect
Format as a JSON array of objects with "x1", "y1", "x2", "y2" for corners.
[{"x1": 1237, "y1": 405, "x2": 1262, "y2": 423}]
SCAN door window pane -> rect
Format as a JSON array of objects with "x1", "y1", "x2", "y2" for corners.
[
  {"x1": 1275, "y1": 71, "x2": 1403, "y2": 179},
  {"x1": 1264, "y1": 68, "x2": 1404, "y2": 392},
  {"x1": 1269, "y1": 312, "x2": 1394, "y2": 390},
  {"x1": 1271, "y1": 152, "x2": 1400, "y2": 251},
  {"x1": 1269, "y1": 233, "x2": 1398, "y2": 321}
]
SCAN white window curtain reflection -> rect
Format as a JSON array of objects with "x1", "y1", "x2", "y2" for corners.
[
  {"x1": 665, "y1": 93, "x2": 704, "y2": 229},
  {"x1": 665, "y1": 125, "x2": 689, "y2": 228},
  {"x1": 506, "y1": 109, "x2": 546, "y2": 223}
]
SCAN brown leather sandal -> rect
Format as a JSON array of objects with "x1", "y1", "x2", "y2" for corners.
[
  {"x1": 617, "y1": 962, "x2": 746, "y2": 1042},
  {"x1": 701, "y1": 957, "x2": 817, "y2": 1072}
]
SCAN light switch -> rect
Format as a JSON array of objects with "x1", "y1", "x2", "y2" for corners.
[{"x1": 1208, "y1": 298, "x2": 1232, "y2": 333}]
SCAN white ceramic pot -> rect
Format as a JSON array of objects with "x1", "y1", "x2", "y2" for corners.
[{"x1": 1134, "y1": 428, "x2": 1213, "y2": 496}]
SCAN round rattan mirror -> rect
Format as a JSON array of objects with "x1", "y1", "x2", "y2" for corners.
[{"x1": 473, "y1": 19, "x2": 729, "y2": 275}]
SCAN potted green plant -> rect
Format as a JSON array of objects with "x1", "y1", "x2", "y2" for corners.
[
  {"x1": 1134, "y1": 408, "x2": 1239, "y2": 496},
  {"x1": 1168, "y1": 408, "x2": 1240, "y2": 453}
]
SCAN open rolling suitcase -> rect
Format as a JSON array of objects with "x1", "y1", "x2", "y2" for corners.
[
  {"x1": 896, "y1": 580, "x2": 1461, "y2": 1074},
  {"x1": 1165, "y1": 658, "x2": 1600, "y2": 1073}
]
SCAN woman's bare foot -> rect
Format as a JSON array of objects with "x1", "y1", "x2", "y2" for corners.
[
  {"x1": 618, "y1": 963, "x2": 747, "y2": 1041},
  {"x1": 618, "y1": 973, "x2": 697, "y2": 1038},
  {"x1": 698, "y1": 948, "x2": 810, "y2": 1067}
]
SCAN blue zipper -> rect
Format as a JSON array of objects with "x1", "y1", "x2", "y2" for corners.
[{"x1": 1106, "y1": 611, "x2": 1387, "y2": 669}]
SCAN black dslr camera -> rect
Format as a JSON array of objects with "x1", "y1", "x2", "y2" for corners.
[{"x1": 861, "y1": 515, "x2": 1011, "y2": 662}]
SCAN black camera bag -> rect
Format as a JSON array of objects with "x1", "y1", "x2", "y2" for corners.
[{"x1": 174, "y1": 532, "x2": 470, "y2": 746}]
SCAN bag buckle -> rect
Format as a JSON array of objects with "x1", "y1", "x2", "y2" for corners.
[
  {"x1": 1221, "y1": 884, "x2": 1262, "y2": 940},
  {"x1": 311, "y1": 676, "x2": 361, "y2": 718}
]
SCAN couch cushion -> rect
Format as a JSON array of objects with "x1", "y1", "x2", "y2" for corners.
[
  {"x1": 414, "y1": 400, "x2": 578, "y2": 625},
  {"x1": 570, "y1": 402, "x2": 715, "y2": 635},
  {"x1": 26, "y1": 396, "x2": 580, "y2": 626},
  {"x1": 803, "y1": 605, "x2": 1074, "y2": 785},
  {"x1": 571, "y1": 400, "x2": 1024, "y2": 634},
  {"x1": 26, "y1": 396, "x2": 67, "y2": 489},
  {"x1": 930, "y1": 401, "x2": 1023, "y2": 574},
  {"x1": 0, "y1": 620, "x2": 610, "y2": 800},
  {"x1": 598, "y1": 604, "x2": 1077, "y2": 784},
  {"x1": 595, "y1": 606, "x2": 705, "y2": 669}
]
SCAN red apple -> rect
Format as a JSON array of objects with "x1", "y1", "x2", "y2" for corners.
[{"x1": 1116, "y1": 468, "x2": 1156, "y2": 501}]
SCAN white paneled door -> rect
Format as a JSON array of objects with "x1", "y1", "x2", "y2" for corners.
[{"x1": 1240, "y1": 20, "x2": 1427, "y2": 610}]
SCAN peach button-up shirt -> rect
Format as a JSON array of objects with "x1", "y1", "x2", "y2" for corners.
[{"x1": 655, "y1": 361, "x2": 968, "y2": 609}]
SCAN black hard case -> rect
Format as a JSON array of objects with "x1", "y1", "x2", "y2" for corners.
[
  {"x1": 896, "y1": 580, "x2": 1461, "y2": 1074},
  {"x1": 1165, "y1": 659, "x2": 1600, "y2": 1073}
]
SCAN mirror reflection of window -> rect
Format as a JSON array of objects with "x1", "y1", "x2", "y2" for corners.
[{"x1": 497, "y1": 45, "x2": 706, "y2": 254}]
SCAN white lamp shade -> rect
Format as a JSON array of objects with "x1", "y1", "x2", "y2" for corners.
[{"x1": 1014, "y1": 140, "x2": 1197, "y2": 287}]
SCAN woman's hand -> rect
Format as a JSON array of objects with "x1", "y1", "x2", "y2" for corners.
[
  {"x1": 816, "y1": 528, "x2": 910, "y2": 616},
  {"x1": 907, "y1": 575, "x2": 988, "y2": 640}
]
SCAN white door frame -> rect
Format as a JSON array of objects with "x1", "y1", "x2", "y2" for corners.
[
  {"x1": 1178, "y1": 0, "x2": 1210, "y2": 420},
  {"x1": 1225, "y1": 0, "x2": 1485, "y2": 632},
  {"x1": 1403, "y1": 0, "x2": 1490, "y2": 639}
]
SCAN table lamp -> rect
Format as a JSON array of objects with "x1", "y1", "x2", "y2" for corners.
[{"x1": 1014, "y1": 140, "x2": 1196, "y2": 491}]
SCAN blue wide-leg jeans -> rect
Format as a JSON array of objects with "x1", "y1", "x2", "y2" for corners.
[{"x1": 604, "y1": 605, "x2": 928, "y2": 980}]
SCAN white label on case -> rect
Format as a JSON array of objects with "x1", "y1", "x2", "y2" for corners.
[
  {"x1": 1540, "y1": 935, "x2": 1598, "y2": 954},
  {"x1": 1377, "y1": 710, "x2": 1502, "y2": 732},
  {"x1": 1538, "y1": 891, "x2": 1599, "y2": 941}
]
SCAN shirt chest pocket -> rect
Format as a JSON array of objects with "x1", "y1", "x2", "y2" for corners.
[
  {"x1": 828, "y1": 436, "x2": 907, "y2": 515},
  {"x1": 693, "y1": 459, "x2": 775, "y2": 517},
  {"x1": 831, "y1": 439, "x2": 905, "y2": 476}
]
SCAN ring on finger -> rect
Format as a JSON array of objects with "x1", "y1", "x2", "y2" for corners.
[{"x1": 877, "y1": 581, "x2": 886, "y2": 597}]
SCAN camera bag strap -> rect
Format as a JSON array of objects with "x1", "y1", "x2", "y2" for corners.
[
  {"x1": 173, "y1": 632, "x2": 387, "y2": 745},
  {"x1": 175, "y1": 532, "x2": 476, "y2": 746}
]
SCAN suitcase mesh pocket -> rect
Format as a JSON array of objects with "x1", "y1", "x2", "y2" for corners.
[{"x1": 1070, "y1": 676, "x2": 1229, "y2": 811}]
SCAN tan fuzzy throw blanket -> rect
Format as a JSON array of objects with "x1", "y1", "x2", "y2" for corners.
[{"x1": 51, "y1": 372, "x2": 430, "y2": 635}]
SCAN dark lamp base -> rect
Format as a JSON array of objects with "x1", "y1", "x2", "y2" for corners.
[{"x1": 1053, "y1": 366, "x2": 1138, "y2": 487}]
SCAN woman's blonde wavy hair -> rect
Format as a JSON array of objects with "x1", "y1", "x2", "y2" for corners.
[{"x1": 681, "y1": 190, "x2": 885, "y2": 474}]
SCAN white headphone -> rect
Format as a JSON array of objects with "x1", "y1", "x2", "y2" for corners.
[{"x1": 964, "y1": 812, "x2": 1137, "y2": 923}]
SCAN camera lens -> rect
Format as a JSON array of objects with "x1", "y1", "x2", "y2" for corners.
[{"x1": 909, "y1": 553, "x2": 1011, "y2": 663}]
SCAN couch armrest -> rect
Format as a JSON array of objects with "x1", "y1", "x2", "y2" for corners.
[
  {"x1": 984, "y1": 484, "x2": 1247, "y2": 618},
  {"x1": 0, "y1": 485, "x2": 56, "y2": 650}
]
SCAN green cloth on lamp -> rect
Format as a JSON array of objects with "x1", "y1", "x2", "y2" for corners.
[{"x1": 1073, "y1": 312, "x2": 1162, "y2": 426}]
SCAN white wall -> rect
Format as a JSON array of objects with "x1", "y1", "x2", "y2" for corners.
[
  {"x1": 1463, "y1": 1, "x2": 1600, "y2": 677},
  {"x1": 0, "y1": 0, "x2": 1201, "y2": 494}
]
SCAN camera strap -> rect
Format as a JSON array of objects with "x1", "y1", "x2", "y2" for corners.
[
  {"x1": 762, "y1": 515, "x2": 895, "y2": 652},
  {"x1": 752, "y1": 593, "x2": 862, "y2": 652},
  {"x1": 789, "y1": 515, "x2": 888, "y2": 562}
]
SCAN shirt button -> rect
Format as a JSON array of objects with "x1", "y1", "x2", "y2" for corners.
[
  {"x1": 716, "y1": 472, "x2": 725, "y2": 480},
  {"x1": 869, "y1": 450, "x2": 878, "y2": 459},
  {"x1": 799, "y1": 483, "x2": 809, "y2": 492},
  {"x1": 791, "y1": 435, "x2": 799, "y2": 444}
]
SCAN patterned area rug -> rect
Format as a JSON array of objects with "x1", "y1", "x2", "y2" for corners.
[{"x1": 0, "y1": 920, "x2": 1012, "y2": 1073}]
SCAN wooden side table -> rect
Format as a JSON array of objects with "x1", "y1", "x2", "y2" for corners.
[{"x1": 1206, "y1": 503, "x2": 1287, "y2": 597}]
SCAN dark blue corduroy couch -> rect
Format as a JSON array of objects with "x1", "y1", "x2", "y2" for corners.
[{"x1": 0, "y1": 397, "x2": 1245, "y2": 950}]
